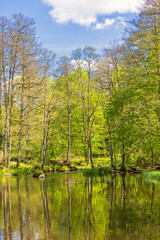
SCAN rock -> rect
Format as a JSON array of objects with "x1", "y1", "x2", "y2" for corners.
[
  {"x1": 4, "y1": 174, "x2": 12, "y2": 176},
  {"x1": 39, "y1": 174, "x2": 45, "y2": 178}
]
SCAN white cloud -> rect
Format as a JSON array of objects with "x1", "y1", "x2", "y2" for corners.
[
  {"x1": 117, "y1": 17, "x2": 126, "y2": 26},
  {"x1": 94, "y1": 17, "x2": 126, "y2": 29},
  {"x1": 42, "y1": 0, "x2": 144, "y2": 27},
  {"x1": 95, "y1": 18, "x2": 116, "y2": 29}
]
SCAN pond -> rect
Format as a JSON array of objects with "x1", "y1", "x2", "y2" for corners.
[{"x1": 0, "y1": 172, "x2": 160, "y2": 240}]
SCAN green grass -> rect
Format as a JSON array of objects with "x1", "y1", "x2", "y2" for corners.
[
  {"x1": 83, "y1": 166, "x2": 116, "y2": 176},
  {"x1": 0, "y1": 162, "x2": 36, "y2": 176},
  {"x1": 11, "y1": 167, "x2": 35, "y2": 176},
  {"x1": 141, "y1": 170, "x2": 160, "y2": 179}
]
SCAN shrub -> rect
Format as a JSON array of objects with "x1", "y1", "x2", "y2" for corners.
[{"x1": 59, "y1": 166, "x2": 70, "y2": 172}]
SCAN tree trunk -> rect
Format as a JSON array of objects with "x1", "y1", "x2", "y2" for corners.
[
  {"x1": 87, "y1": 136, "x2": 90, "y2": 165},
  {"x1": 8, "y1": 86, "x2": 14, "y2": 168},
  {"x1": 108, "y1": 120, "x2": 114, "y2": 168},
  {"x1": 67, "y1": 102, "x2": 71, "y2": 163},
  {"x1": 0, "y1": 69, "x2": 1, "y2": 118},
  {"x1": 151, "y1": 148, "x2": 154, "y2": 168},
  {"x1": 121, "y1": 145, "x2": 126, "y2": 171},
  {"x1": 90, "y1": 142, "x2": 94, "y2": 168},
  {"x1": 3, "y1": 106, "x2": 9, "y2": 165},
  {"x1": 114, "y1": 145, "x2": 117, "y2": 167},
  {"x1": 41, "y1": 75, "x2": 47, "y2": 169},
  {"x1": 18, "y1": 73, "x2": 24, "y2": 167},
  {"x1": 42, "y1": 120, "x2": 49, "y2": 169}
]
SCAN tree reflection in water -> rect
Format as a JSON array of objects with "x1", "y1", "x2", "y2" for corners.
[{"x1": 0, "y1": 173, "x2": 160, "y2": 239}]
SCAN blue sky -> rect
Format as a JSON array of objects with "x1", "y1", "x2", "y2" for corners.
[{"x1": 0, "y1": 0, "x2": 144, "y2": 57}]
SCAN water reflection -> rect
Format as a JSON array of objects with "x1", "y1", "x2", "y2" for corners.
[{"x1": 0, "y1": 173, "x2": 160, "y2": 239}]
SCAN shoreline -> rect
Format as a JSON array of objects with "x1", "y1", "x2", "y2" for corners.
[{"x1": 1, "y1": 165, "x2": 159, "y2": 178}]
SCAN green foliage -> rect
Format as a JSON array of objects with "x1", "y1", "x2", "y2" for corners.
[
  {"x1": 33, "y1": 170, "x2": 44, "y2": 177},
  {"x1": 11, "y1": 168, "x2": 34, "y2": 176},
  {"x1": 53, "y1": 165, "x2": 62, "y2": 171},
  {"x1": 59, "y1": 166, "x2": 70, "y2": 172},
  {"x1": 0, "y1": 2, "x2": 160, "y2": 170},
  {"x1": 83, "y1": 166, "x2": 116, "y2": 176}
]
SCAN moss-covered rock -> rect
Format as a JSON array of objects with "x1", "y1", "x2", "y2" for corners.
[{"x1": 33, "y1": 170, "x2": 44, "y2": 177}]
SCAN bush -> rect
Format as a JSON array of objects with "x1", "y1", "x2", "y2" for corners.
[
  {"x1": 53, "y1": 165, "x2": 62, "y2": 171},
  {"x1": 59, "y1": 166, "x2": 70, "y2": 172}
]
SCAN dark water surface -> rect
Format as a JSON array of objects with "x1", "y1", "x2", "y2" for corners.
[{"x1": 0, "y1": 172, "x2": 160, "y2": 240}]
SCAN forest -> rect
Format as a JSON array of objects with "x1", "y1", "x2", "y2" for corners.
[{"x1": 0, "y1": 0, "x2": 159, "y2": 171}]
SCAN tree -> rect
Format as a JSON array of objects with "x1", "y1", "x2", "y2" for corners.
[{"x1": 39, "y1": 48, "x2": 56, "y2": 169}]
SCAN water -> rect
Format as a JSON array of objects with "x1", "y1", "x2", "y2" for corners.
[{"x1": 0, "y1": 172, "x2": 160, "y2": 240}]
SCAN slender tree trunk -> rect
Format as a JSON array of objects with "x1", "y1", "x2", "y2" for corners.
[
  {"x1": 87, "y1": 65, "x2": 91, "y2": 165},
  {"x1": 81, "y1": 83, "x2": 87, "y2": 162},
  {"x1": 151, "y1": 148, "x2": 154, "y2": 168},
  {"x1": 2, "y1": 65, "x2": 9, "y2": 165},
  {"x1": 18, "y1": 75, "x2": 24, "y2": 167},
  {"x1": 7, "y1": 49, "x2": 16, "y2": 168},
  {"x1": 90, "y1": 142, "x2": 94, "y2": 168},
  {"x1": 42, "y1": 120, "x2": 49, "y2": 169},
  {"x1": 114, "y1": 145, "x2": 117, "y2": 167},
  {"x1": 108, "y1": 120, "x2": 114, "y2": 168},
  {"x1": 0, "y1": 69, "x2": 1, "y2": 118},
  {"x1": 26, "y1": 129, "x2": 30, "y2": 160},
  {"x1": 42, "y1": 108, "x2": 50, "y2": 169},
  {"x1": 0, "y1": 67, "x2": 2, "y2": 157},
  {"x1": 67, "y1": 101, "x2": 71, "y2": 163},
  {"x1": 87, "y1": 135, "x2": 90, "y2": 165},
  {"x1": 121, "y1": 145, "x2": 126, "y2": 171},
  {"x1": 41, "y1": 76, "x2": 47, "y2": 168},
  {"x1": 25, "y1": 84, "x2": 31, "y2": 161},
  {"x1": 8, "y1": 86, "x2": 14, "y2": 167},
  {"x1": 3, "y1": 106, "x2": 9, "y2": 164}
]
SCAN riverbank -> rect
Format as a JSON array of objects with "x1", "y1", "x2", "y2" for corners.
[{"x1": 0, "y1": 159, "x2": 159, "y2": 178}]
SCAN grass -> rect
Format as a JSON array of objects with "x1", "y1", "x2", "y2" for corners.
[
  {"x1": 142, "y1": 170, "x2": 160, "y2": 179},
  {"x1": 0, "y1": 162, "x2": 35, "y2": 176},
  {"x1": 11, "y1": 167, "x2": 35, "y2": 176},
  {"x1": 83, "y1": 166, "x2": 117, "y2": 176}
]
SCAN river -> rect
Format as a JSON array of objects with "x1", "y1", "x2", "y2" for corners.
[{"x1": 0, "y1": 172, "x2": 159, "y2": 240}]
